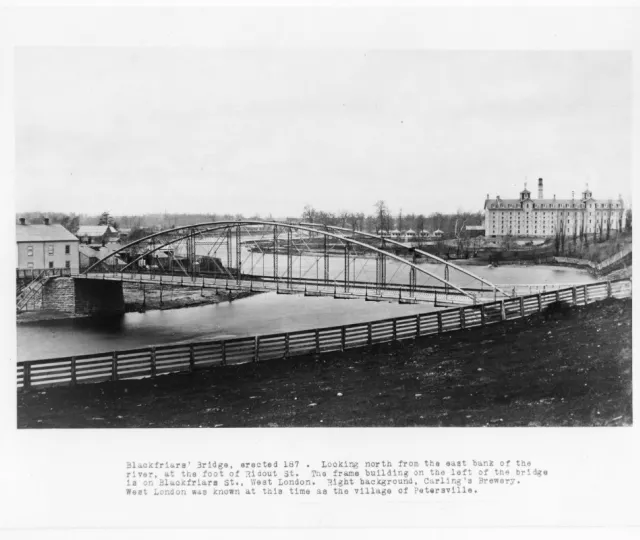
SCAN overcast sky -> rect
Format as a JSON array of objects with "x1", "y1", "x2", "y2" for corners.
[{"x1": 14, "y1": 48, "x2": 631, "y2": 218}]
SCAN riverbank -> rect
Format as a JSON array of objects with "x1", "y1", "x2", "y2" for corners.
[{"x1": 17, "y1": 297, "x2": 631, "y2": 428}]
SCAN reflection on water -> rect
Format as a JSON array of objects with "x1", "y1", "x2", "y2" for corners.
[{"x1": 16, "y1": 264, "x2": 596, "y2": 362}]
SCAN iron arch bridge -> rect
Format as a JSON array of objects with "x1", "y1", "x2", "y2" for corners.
[{"x1": 81, "y1": 220, "x2": 509, "y2": 305}]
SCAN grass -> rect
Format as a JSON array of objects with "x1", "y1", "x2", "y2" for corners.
[{"x1": 17, "y1": 298, "x2": 632, "y2": 428}]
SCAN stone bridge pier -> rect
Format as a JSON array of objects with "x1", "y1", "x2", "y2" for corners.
[{"x1": 42, "y1": 277, "x2": 125, "y2": 316}]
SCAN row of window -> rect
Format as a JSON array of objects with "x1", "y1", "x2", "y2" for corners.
[
  {"x1": 26, "y1": 261, "x2": 71, "y2": 269},
  {"x1": 26, "y1": 244, "x2": 72, "y2": 256}
]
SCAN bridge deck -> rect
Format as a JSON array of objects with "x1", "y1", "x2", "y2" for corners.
[{"x1": 79, "y1": 272, "x2": 488, "y2": 305}]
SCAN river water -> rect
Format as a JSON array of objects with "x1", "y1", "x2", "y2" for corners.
[{"x1": 16, "y1": 262, "x2": 596, "y2": 362}]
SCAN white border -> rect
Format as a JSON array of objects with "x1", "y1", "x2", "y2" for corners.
[{"x1": 0, "y1": 2, "x2": 638, "y2": 536}]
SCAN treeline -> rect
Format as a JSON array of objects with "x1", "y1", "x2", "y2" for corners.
[
  {"x1": 301, "y1": 202, "x2": 484, "y2": 236},
  {"x1": 17, "y1": 202, "x2": 486, "y2": 238},
  {"x1": 17, "y1": 212, "x2": 84, "y2": 233}
]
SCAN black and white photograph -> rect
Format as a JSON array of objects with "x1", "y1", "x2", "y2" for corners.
[
  {"x1": 1, "y1": 3, "x2": 639, "y2": 537},
  {"x1": 13, "y1": 46, "x2": 632, "y2": 428}
]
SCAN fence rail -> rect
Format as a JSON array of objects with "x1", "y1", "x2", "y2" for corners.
[{"x1": 16, "y1": 278, "x2": 632, "y2": 391}]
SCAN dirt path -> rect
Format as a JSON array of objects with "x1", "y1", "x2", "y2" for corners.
[{"x1": 17, "y1": 298, "x2": 631, "y2": 428}]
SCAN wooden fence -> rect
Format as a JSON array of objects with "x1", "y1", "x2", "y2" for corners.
[{"x1": 16, "y1": 278, "x2": 632, "y2": 391}]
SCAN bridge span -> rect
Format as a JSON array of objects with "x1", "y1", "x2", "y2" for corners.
[{"x1": 82, "y1": 220, "x2": 510, "y2": 306}]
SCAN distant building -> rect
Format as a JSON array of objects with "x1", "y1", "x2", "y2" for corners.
[
  {"x1": 432, "y1": 229, "x2": 444, "y2": 238},
  {"x1": 484, "y1": 178, "x2": 626, "y2": 238},
  {"x1": 462, "y1": 225, "x2": 485, "y2": 238},
  {"x1": 16, "y1": 218, "x2": 80, "y2": 271},
  {"x1": 79, "y1": 244, "x2": 126, "y2": 269},
  {"x1": 76, "y1": 225, "x2": 119, "y2": 245},
  {"x1": 117, "y1": 228, "x2": 132, "y2": 242}
]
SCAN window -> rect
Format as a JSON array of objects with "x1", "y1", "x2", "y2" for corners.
[
  {"x1": 65, "y1": 245, "x2": 70, "y2": 255},
  {"x1": 27, "y1": 262, "x2": 34, "y2": 269},
  {"x1": 48, "y1": 245, "x2": 54, "y2": 255},
  {"x1": 65, "y1": 260, "x2": 71, "y2": 269},
  {"x1": 27, "y1": 245, "x2": 33, "y2": 257},
  {"x1": 48, "y1": 261, "x2": 54, "y2": 269}
]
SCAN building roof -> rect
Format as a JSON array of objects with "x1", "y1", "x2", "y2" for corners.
[
  {"x1": 485, "y1": 197, "x2": 624, "y2": 210},
  {"x1": 16, "y1": 223, "x2": 79, "y2": 243},
  {"x1": 464, "y1": 225, "x2": 485, "y2": 230},
  {"x1": 76, "y1": 225, "x2": 118, "y2": 237},
  {"x1": 79, "y1": 244, "x2": 99, "y2": 256}
]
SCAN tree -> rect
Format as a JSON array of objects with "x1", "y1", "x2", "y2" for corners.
[
  {"x1": 60, "y1": 214, "x2": 80, "y2": 234},
  {"x1": 128, "y1": 226, "x2": 152, "y2": 243},
  {"x1": 302, "y1": 205, "x2": 316, "y2": 223},
  {"x1": 374, "y1": 200, "x2": 389, "y2": 235},
  {"x1": 625, "y1": 208, "x2": 632, "y2": 233}
]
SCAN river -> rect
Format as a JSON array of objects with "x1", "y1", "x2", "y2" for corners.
[{"x1": 16, "y1": 263, "x2": 596, "y2": 362}]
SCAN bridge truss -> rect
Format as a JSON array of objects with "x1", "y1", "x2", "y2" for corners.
[{"x1": 82, "y1": 221, "x2": 510, "y2": 305}]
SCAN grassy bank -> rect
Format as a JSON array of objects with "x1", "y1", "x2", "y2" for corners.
[{"x1": 17, "y1": 298, "x2": 631, "y2": 428}]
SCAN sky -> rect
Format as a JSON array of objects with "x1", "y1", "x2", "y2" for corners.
[{"x1": 14, "y1": 48, "x2": 632, "y2": 218}]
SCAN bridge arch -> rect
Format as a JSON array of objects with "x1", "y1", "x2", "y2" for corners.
[
  {"x1": 301, "y1": 222, "x2": 509, "y2": 298},
  {"x1": 83, "y1": 220, "x2": 502, "y2": 303}
]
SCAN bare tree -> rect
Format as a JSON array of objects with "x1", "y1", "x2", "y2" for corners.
[
  {"x1": 374, "y1": 200, "x2": 390, "y2": 236},
  {"x1": 302, "y1": 205, "x2": 316, "y2": 223}
]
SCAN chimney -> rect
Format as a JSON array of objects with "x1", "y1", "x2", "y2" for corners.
[
  {"x1": 538, "y1": 178, "x2": 543, "y2": 199},
  {"x1": 44, "y1": 218, "x2": 50, "y2": 225},
  {"x1": 19, "y1": 217, "x2": 26, "y2": 225}
]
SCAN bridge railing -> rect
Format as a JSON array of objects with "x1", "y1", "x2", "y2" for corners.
[
  {"x1": 16, "y1": 278, "x2": 632, "y2": 391},
  {"x1": 16, "y1": 268, "x2": 73, "y2": 280}
]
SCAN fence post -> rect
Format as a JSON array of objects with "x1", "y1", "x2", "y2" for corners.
[
  {"x1": 112, "y1": 351, "x2": 118, "y2": 382},
  {"x1": 572, "y1": 287, "x2": 577, "y2": 306},
  {"x1": 392, "y1": 319, "x2": 397, "y2": 341},
  {"x1": 500, "y1": 301, "x2": 506, "y2": 321},
  {"x1": 537, "y1": 293, "x2": 542, "y2": 312},
  {"x1": 254, "y1": 336, "x2": 259, "y2": 362},
  {"x1": 341, "y1": 327, "x2": 346, "y2": 351},
  {"x1": 437, "y1": 312, "x2": 443, "y2": 333},
  {"x1": 367, "y1": 323, "x2": 373, "y2": 347},
  {"x1": 315, "y1": 329, "x2": 321, "y2": 359},
  {"x1": 480, "y1": 304, "x2": 486, "y2": 326},
  {"x1": 415, "y1": 314, "x2": 421, "y2": 338},
  {"x1": 519, "y1": 297, "x2": 525, "y2": 318},
  {"x1": 189, "y1": 344, "x2": 195, "y2": 372},
  {"x1": 70, "y1": 356, "x2": 77, "y2": 386},
  {"x1": 23, "y1": 364, "x2": 31, "y2": 391},
  {"x1": 150, "y1": 347, "x2": 157, "y2": 378},
  {"x1": 284, "y1": 333, "x2": 290, "y2": 358},
  {"x1": 583, "y1": 284, "x2": 589, "y2": 304},
  {"x1": 221, "y1": 341, "x2": 227, "y2": 365},
  {"x1": 459, "y1": 308, "x2": 465, "y2": 330},
  {"x1": 607, "y1": 281, "x2": 612, "y2": 298}
]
